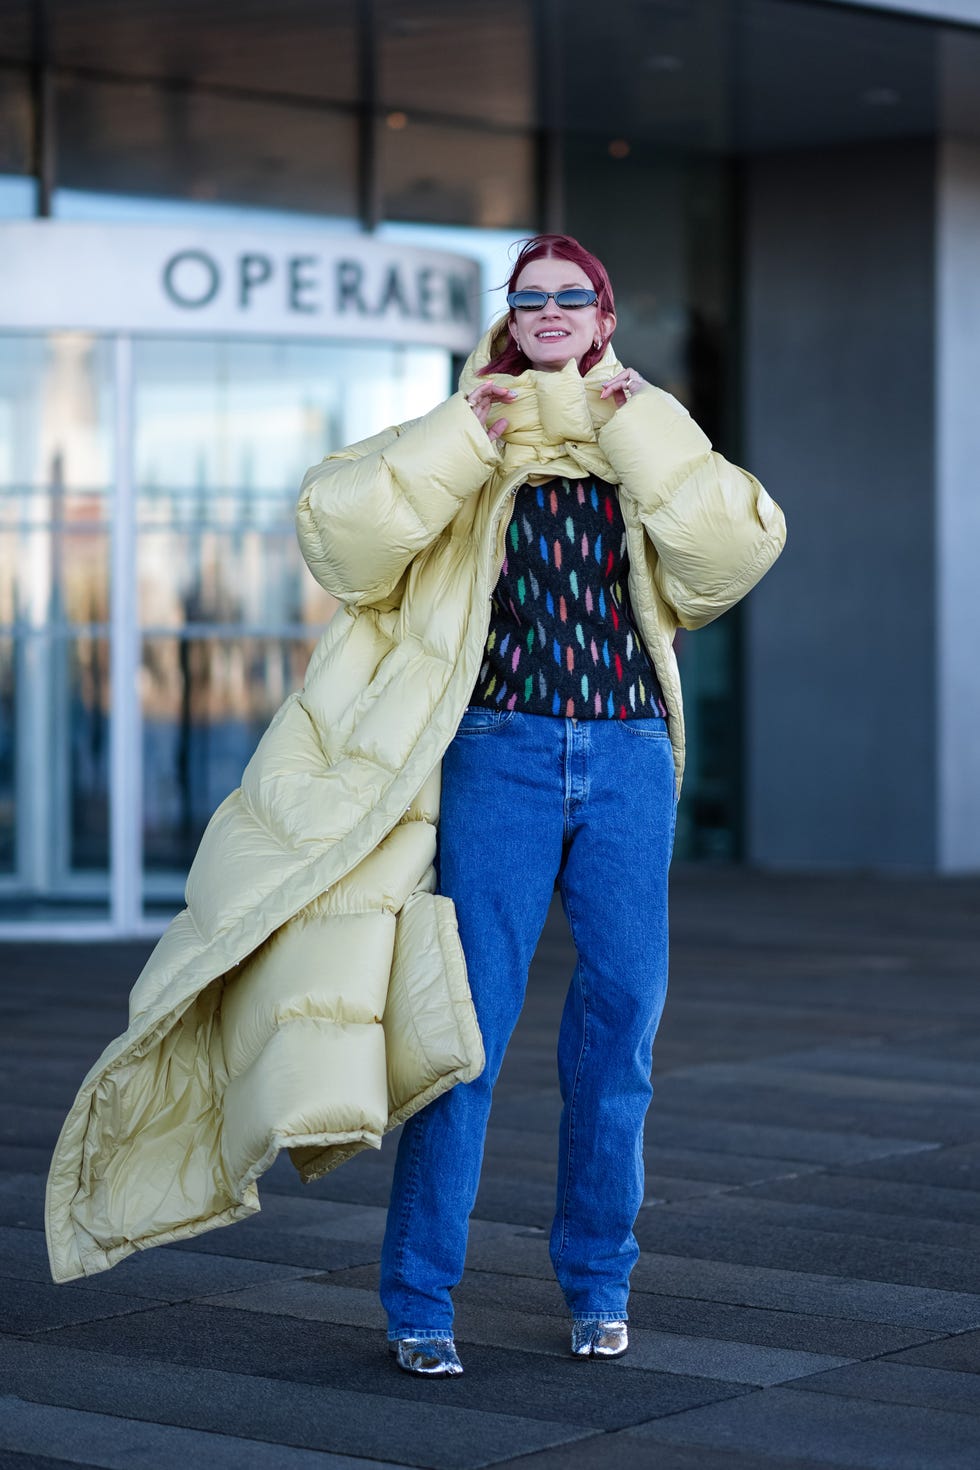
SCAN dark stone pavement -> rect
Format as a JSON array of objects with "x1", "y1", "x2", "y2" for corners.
[{"x1": 2, "y1": 869, "x2": 980, "y2": 1469}]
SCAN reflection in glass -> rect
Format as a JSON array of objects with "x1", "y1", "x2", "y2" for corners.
[
  {"x1": 69, "y1": 634, "x2": 110, "y2": 872},
  {"x1": 133, "y1": 337, "x2": 448, "y2": 636},
  {"x1": 0, "y1": 334, "x2": 113, "y2": 914},
  {"x1": 381, "y1": 120, "x2": 534, "y2": 228},
  {"x1": 55, "y1": 74, "x2": 358, "y2": 217},
  {"x1": 142, "y1": 635, "x2": 317, "y2": 879}
]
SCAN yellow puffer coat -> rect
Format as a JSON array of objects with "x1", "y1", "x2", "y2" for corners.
[{"x1": 45, "y1": 320, "x2": 785, "y2": 1283}]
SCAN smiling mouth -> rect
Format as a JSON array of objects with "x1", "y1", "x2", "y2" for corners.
[{"x1": 535, "y1": 330, "x2": 570, "y2": 340}]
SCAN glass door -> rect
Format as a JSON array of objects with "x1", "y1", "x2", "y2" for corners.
[
  {"x1": 0, "y1": 333, "x2": 115, "y2": 922},
  {"x1": 0, "y1": 330, "x2": 451, "y2": 933}
]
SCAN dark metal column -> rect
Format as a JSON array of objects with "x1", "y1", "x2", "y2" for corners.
[
  {"x1": 356, "y1": 0, "x2": 381, "y2": 231},
  {"x1": 532, "y1": 0, "x2": 564, "y2": 233},
  {"x1": 30, "y1": 0, "x2": 54, "y2": 216}
]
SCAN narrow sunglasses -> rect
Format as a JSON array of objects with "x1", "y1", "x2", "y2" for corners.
[{"x1": 506, "y1": 288, "x2": 598, "y2": 310}]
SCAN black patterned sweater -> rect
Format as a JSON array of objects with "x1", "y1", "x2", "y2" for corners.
[{"x1": 469, "y1": 475, "x2": 668, "y2": 720}]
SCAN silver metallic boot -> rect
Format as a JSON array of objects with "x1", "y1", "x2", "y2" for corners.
[
  {"x1": 389, "y1": 1336, "x2": 464, "y2": 1377},
  {"x1": 571, "y1": 1319, "x2": 629, "y2": 1358}
]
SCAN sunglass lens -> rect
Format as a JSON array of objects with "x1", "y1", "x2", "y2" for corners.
[
  {"x1": 507, "y1": 290, "x2": 548, "y2": 309},
  {"x1": 555, "y1": 289, "x2": 597, "y2": 307}
]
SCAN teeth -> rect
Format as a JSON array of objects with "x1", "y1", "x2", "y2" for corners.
[{"x1": 538, "y1": 332, "x2": 567, "y2": 339}]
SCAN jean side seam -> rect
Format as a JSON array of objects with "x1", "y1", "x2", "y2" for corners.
[
  {"x1": 554, "y1": 881, "x2": 590, "y2": 1269},
  {"x1": 392, "y1": 1110, "x2": 427, "y2": 1284}
]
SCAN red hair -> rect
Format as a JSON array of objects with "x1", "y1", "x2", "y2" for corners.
[{"x1": 478, "y1": 233, "x2": 616, "y2": 378}]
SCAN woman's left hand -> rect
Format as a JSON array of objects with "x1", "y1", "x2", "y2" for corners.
[{"x1": 599, "y1": 368, "x2": 649, "y2": 409}]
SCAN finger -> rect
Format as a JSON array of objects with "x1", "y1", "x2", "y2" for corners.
[{"x1": 487, "y1": 417, "x2": 509, "y2": 442}]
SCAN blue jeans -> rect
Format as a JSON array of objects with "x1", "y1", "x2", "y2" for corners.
[{"x1": 380, "y1": 708, "x2": 677, "y2": 1339}]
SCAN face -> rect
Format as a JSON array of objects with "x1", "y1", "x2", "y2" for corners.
[{"x1": 508, "y1": 256, "x2": 615, "y2": 372}]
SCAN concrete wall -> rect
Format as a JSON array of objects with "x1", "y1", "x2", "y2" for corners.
[
  {"x1": 742, "y1": 142, "x2": 937, "y2": 868},
  {"x1": 937, "y1": 138, "x2": 980, "y2": 869}
]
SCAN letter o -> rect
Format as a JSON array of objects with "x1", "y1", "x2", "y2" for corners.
[{"x1": 162, "y1": 250, "x2": 221, "y2": 309}]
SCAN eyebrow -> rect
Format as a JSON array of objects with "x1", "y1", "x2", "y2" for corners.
[{"x1": 519, "y1": 281, "x2": 591, "y2": 290}]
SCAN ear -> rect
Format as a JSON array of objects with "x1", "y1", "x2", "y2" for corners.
[
  {"x1": 599, "y1": 310, "x2": 617, "y2": 344},
  {"x1": 508, "y1": 317, "x2": 520, "y2": 345}
]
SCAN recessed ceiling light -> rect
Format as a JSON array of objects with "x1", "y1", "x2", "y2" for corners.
[{"x1": 862, "y1": 87, "x2": 900, "y2": 107}]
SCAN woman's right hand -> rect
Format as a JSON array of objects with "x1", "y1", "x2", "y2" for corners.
[{"x1": 465, "y1": 381, "x2": 517, "y2": 443}]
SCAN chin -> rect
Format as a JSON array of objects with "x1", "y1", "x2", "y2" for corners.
[{"x1": 529, "y1": 350, "x2": 577, "y2": 372}]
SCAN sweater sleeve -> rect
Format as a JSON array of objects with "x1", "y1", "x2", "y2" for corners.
[
  {"x1": 598, "y1": 387, "x2": 786, "y2": 631},
  {"x1": 296, "y1": 392, "x2": 502, "y2": 607}
]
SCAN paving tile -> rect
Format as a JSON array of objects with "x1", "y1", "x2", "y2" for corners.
[
  {"x1": 0, "y1": 1146, "x2": 53, "y2": 1176},
  {"x1": 0, "y1": 1346, "x2": 581, "y2": 1470},
  {"x1": 885, "y1": 1330, "x2": 980, "y2": 1375},
  {"x1": 708, "y1": 1043, "x2": 980, "y2": 1091},
  {"x1": 41, "y1": 1302, "x2": 749, "y2": 1430},
  {"x1": 735, "y1": 1172, "x2": 980, "y2": 1225},
  {"x1": 171, "y1": 1223, "x2": 381, "y2": 1272},
  {"x1": 0, "y1": 1277, "x2": 158, "y2": 1336},
  {"x1": 629, "y1": 1385, "x2": 980, "y2": 1469},
  {"x1": 0, "y1": 1109, "x2": 70, "y2": 1151},
  {"x1": 624, "y1": 1253, "x2": 980, "y2": 1332},
  {"x1": 837, "y1": 1142, "x2": 980, "y2": 1193},
  {"x1": 490, "y1": 1437, "x2": 844, "y2": 1470},
  {"x1": 645, "y1": 1189, "x2": 980, "y2": 1253},
  {"x1": 0, "y1": 1452, "x2": 108, "y2": 1470},
  {"x1": 236, "y1": 1195, "x2": 390, "y2": 1242},
  {"x1": 0, "y1": 1067, "x2": 90, "y2": 1111},
  {"x1": 665, "y1": 1059, "x2": 980, "y2": 1108},
  {"x1": 640, "y1": 1112, "x2": 938, "y2": 1167},
  {"x1": 792, "y1": 1360, "x2": 980, "y2": 1415},
  {"x1": 644, "y1": 1146, "x2": 825, "y2": 1188},
  {"x1": 0, "y1": 1176, "x2": 46, "y2": 1229},
  {"x1": 0, "y1": 1395, "x2": 414, "y2": 1470},
  {"x1": 630, "y1": 1202, "x2": 980, "y2": 1292},
  {"x1": 648, "y1": 1078, "x2": 970, "y2": 1146},
  {"x1": 4, "y1": 1220, "x2": 322, "y2": 1303},
  {"x1": 202, "y1": 1279, "x2": 386, "y2": 1328}
]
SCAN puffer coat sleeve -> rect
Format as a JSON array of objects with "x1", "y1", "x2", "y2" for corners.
[
  {"x1": 296, "y1": 392, "x2": 501, "y2": 607},
  {"x1": 598, "y1": 387, "x2": 786, "y2": 631}
]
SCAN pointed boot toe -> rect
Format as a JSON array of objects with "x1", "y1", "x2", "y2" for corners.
[
  {"x1": 389, "y1": 1336, "x2": 464, "y2": 1377},
  {"x1": 571, "y1": 1319, "x2": 629, "y2": 1358}
]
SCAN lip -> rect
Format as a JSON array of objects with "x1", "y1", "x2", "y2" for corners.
[{"x1": 535, "y1": 329, "x2": 570, "y2": 340}]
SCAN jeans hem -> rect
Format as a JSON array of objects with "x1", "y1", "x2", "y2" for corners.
[
  {"x1": 570, "y1": 1311, "x2": 629, "y2": 1324},
  {"x1": 387, "y1": 1327, "x2": 455, "y2": 1342}
]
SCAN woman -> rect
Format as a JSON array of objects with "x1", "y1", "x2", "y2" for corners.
[
  {"x1": 297, "y1": 233, "x2": 786, "y2": 1376},
  {"x1": 45, "y1": 234, "x2": 783, "y2": 1380}
]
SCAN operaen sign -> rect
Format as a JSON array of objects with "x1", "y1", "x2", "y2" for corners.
[{"x1": 0, "y1": 222, "x2": 482, "y2": 351}]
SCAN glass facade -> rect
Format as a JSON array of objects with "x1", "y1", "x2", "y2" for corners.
[
  {"x1": 0, "y1": 332, "x2": 449, "y2": 923},
  {"x1": 2, "y1": 0, "x2": 966, "y2": 927}
]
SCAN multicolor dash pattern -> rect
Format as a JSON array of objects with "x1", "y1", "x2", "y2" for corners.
[{"x1": 470, "y1": 476, "x2": 668, "y2": 721}]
